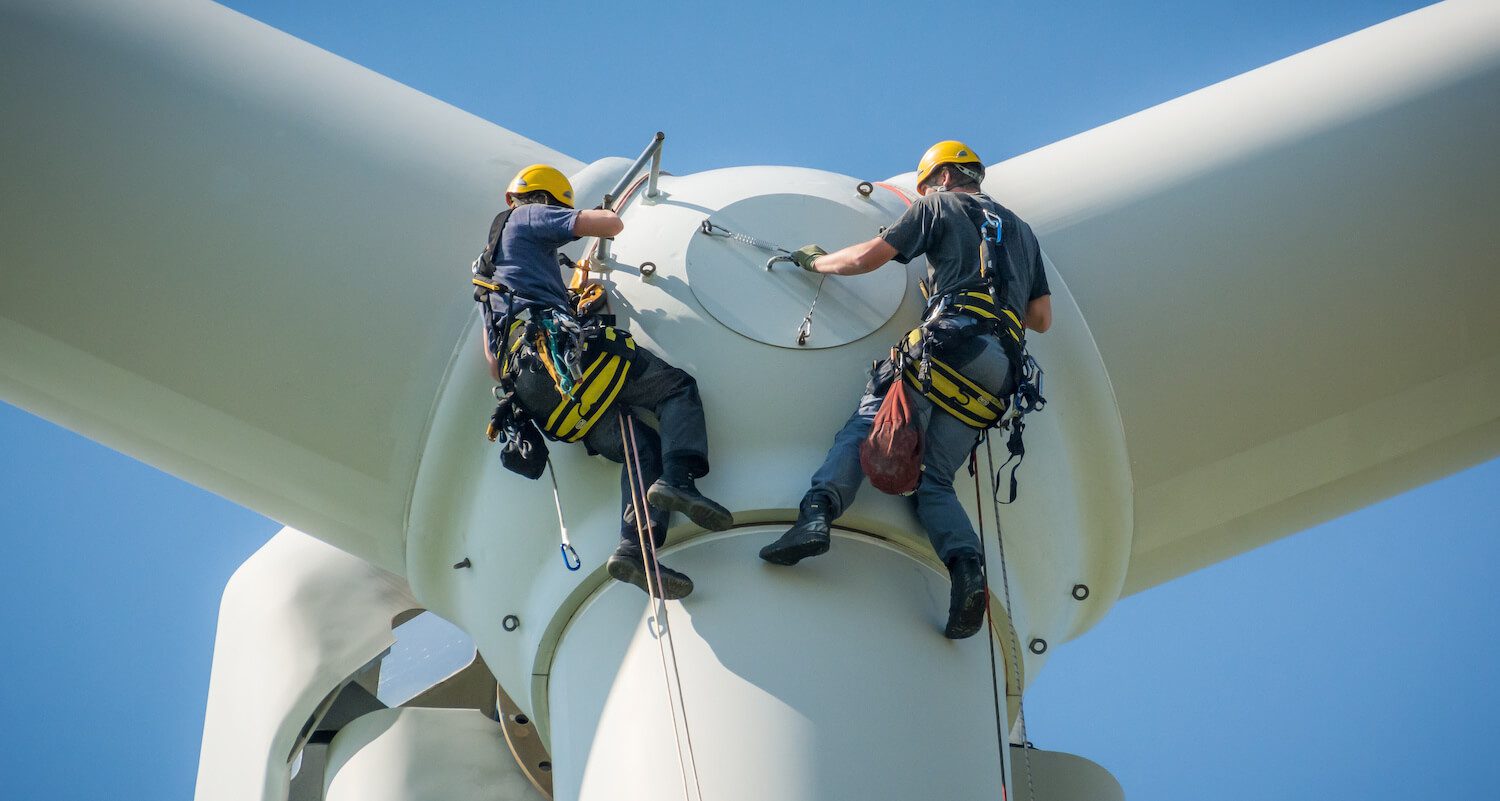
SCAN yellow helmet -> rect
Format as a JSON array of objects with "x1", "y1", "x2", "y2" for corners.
[
  {"x1": 915, "y1": 140, "x2": 983, "y2": 193},
  {"x1": 506, "y1": 163, "x2": 575, "y2": 208}
]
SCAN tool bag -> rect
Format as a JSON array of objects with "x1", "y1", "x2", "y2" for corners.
[
  {"x1": 487, "y1": 392, "x2": 549, "y2": 480},
  {"x1": 861, "y1": 374, "x2": 925, "y2": 495}
]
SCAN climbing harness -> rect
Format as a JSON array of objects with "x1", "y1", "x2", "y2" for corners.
[
  {"x1": 544, "y1": 459, "x2": 581, "y2": 571},
  {"x1": 503, "y1": 320, "x2": 638, "y2": 442},
  {"x1": 620, "y1": 413, "x2": 705, "y2": 801}
]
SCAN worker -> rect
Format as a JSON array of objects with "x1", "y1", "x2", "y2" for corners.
[
  {"x1": 476, "y1": 164, "x2": 733, "y2": 600},
  {"x1": 758, "y1": 142, "x2": 1053, "y2": 639}
]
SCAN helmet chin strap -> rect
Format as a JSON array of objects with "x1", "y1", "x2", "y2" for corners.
[{"x1": 953, "y1": 163, "x2": 985, "y2": 185}]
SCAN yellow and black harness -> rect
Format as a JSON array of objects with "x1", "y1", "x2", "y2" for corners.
[
  {"x1": 900, "y1": 289, "x2": 1024, "y2": 430},
  {"x1": 500, "y1": 314, "x2": 636, "y2": 442}
]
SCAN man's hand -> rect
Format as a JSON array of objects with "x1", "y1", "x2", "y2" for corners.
[{"x1": 791, "y1": 245, "x2": 828, "y2": 273}]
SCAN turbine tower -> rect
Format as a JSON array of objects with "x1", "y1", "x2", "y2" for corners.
[{"x1": 2, "y1": 1, "x2": 1496, "y2": 799}]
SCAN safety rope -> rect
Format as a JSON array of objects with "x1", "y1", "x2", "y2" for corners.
[
  {"x1": 619, "y1": 412, "x2": 705, "y2": 801},
  {"x1": 984, "y1": 434, "x2": 1037, "y2": 801},
  {"x1": 544, "y1": 459, "x2": 581, "y2": 571},
  {"x1": 971, "y1": 451, "x2": 1011, "y2": 799}
]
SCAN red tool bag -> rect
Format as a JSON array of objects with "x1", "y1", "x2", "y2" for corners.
[{"x1": 861, "y1": 383, "x2": 924, "y2": 495}]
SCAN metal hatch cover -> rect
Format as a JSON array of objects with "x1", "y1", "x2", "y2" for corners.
[{"x1": 685, "y1": 193, "x2": 906, "y2": 349}]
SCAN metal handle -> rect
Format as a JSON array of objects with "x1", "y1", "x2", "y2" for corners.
[
  {"x1": 596, "y1": 132, "x2": 665, "y2": 267},
  {"x1": 602, "y1": 131, "x2": 665, "y2": 211}
]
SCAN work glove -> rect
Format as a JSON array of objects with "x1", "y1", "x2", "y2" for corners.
[{"x1": 791, "y1": 245, "x2": 828, "y2": 272}]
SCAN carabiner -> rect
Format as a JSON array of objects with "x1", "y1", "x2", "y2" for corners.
[{"x1": 560, "y1": 543, "x2": 581, "y2": 571}]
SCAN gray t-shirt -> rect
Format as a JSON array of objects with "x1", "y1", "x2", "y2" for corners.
[
  {"x1": 881, "y1": 191, "x2": 1050, "y2": 319},
  {"x1": 489, "y1": 202, "x2": 581, "y2": 311}
]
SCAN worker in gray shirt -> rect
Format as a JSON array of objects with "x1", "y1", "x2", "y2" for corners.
[{"x1": 759, "y1": 141, "x2": 1052, "y2": 639}]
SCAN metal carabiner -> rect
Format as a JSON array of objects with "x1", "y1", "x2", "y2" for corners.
[{"x1": 559, "y1": 543, "x2": 581, "y2": 571}]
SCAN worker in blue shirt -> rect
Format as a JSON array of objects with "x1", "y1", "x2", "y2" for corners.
[{"x1": 478, "y1": 164, "x2": 733, "y2": 600}]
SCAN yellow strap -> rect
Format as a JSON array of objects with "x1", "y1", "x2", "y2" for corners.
[
  {"x1": 536, "y1": 330, "x2": 639, "y2": 441},
  {"x1": 902, "y1": 353, "x2": 1007, "y2": 430}
]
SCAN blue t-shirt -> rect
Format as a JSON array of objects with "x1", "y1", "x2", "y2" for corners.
[{"x1": 490, "y1": 203, "x2": 580, "y2": 311}]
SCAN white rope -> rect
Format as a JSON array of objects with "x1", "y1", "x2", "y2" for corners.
[
  {"x1": 620, "y1": 413, "x2": 705, "y2": 801},
  {"x1": 985, "y1": 435, "x2": 1037, "y2": 801}
]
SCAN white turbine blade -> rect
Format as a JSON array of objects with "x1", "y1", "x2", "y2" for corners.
[
  {"x1": 0, "y1": 0, "x2": 577, "y2": 572},
  {"x1": 991, "y1": 0, "x2": 1500, "y2": 592}
]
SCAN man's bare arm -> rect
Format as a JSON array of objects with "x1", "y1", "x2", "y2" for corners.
[
  {"x1": 482, "y1": 338, "x2": 501, "y2": 381},
  {"x1": 1025, "y1": 295, "x2": 1052, "y2": 333},
  {"x1": 810, "y1": 236, "x2": 900, "y2": 275},
  {"x1": 574, "y1": 209, "x2": 624, "y2": 238}
]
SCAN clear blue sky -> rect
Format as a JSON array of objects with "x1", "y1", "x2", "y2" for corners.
[{"x1": 3, "y1": 2, "x2": 1494, "y2": 800}]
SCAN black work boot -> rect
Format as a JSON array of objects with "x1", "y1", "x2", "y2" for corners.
[
  {"x1": 646, "y1": 478, "x2": 734, "y2": 532},
  {"x1": 607, "y1": 546, "x2": 694, "y2": 600},
  {"x1": 759, "y1": 492, "x2": 834, "y2": 566},
  {"x1": 944, "y1": 552, "x2": 988, "y2": 639}
]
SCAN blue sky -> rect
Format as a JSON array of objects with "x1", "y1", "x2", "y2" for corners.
[{"x1": 3, "y1": 1, "x2": 1495, "y2": 799}]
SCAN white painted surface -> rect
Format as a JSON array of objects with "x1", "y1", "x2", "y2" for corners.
[
  {"x1": 195, "y1": 529, "x2": 417, "y2": 801},
  {"x1": 1010, "y1": 747, "x2": 1124, "y2": 801},
  {"x1": 0, "y1": 0, "x2": 576, "y2": 573},
  {"x1": 992, "y1": 0, "x2": 1500, "y2": 591},
  {"x1": 548, "y1": 530, "x2": 1017, "y2": 801},
  {"x1": 687, "y1": 192, "x2": 907, "y2": 348},
  {"x1": 324, "y1": 708, "x2": 543, "y2": 801}
]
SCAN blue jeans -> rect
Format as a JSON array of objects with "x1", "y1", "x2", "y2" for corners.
[{"x1": 808, "y1": 333, "x2": 1013, "y2": 563}]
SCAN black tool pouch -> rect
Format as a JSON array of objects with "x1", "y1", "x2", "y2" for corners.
[
  {"x1": 865, "y1": 357, "x2": 900, "y2": 398},
  {"x1": 490, "y1": 395, "x2": 549, "y2": 480}
]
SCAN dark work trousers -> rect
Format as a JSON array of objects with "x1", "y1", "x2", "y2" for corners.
[
  {"x1": 807, "y1": 326, "x2": 1013, "y2": 563},
  {"x1": 580, "y1": 345, "x2": 711, "y2": 553}
]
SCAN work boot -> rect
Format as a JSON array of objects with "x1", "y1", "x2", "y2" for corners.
[
  {"x1": 943, "y1": 552, "x2": 988, "y2": 639},
  {"x1": 646, "y1": 478, "x2": 734, "y2": 532},
  {"x1": 607, "y1": 546, "x2": 694, "y2": 600},
  {"x1": 759, "y1": 492, "x2": 834, "y2": 566}
]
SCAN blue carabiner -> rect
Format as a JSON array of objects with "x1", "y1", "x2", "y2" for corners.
[{"x1": 560, "y1": 543, "x2": 581, "y2": 571}]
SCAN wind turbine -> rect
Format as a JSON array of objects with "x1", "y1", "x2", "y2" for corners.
[{"x1": 2, "y1": 1, "x2": 1496, "y2": 799}]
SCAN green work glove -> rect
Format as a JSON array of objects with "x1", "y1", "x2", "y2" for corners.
[{"x1": 792, "y1": 245, "x2": 828, "y2": 272}]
